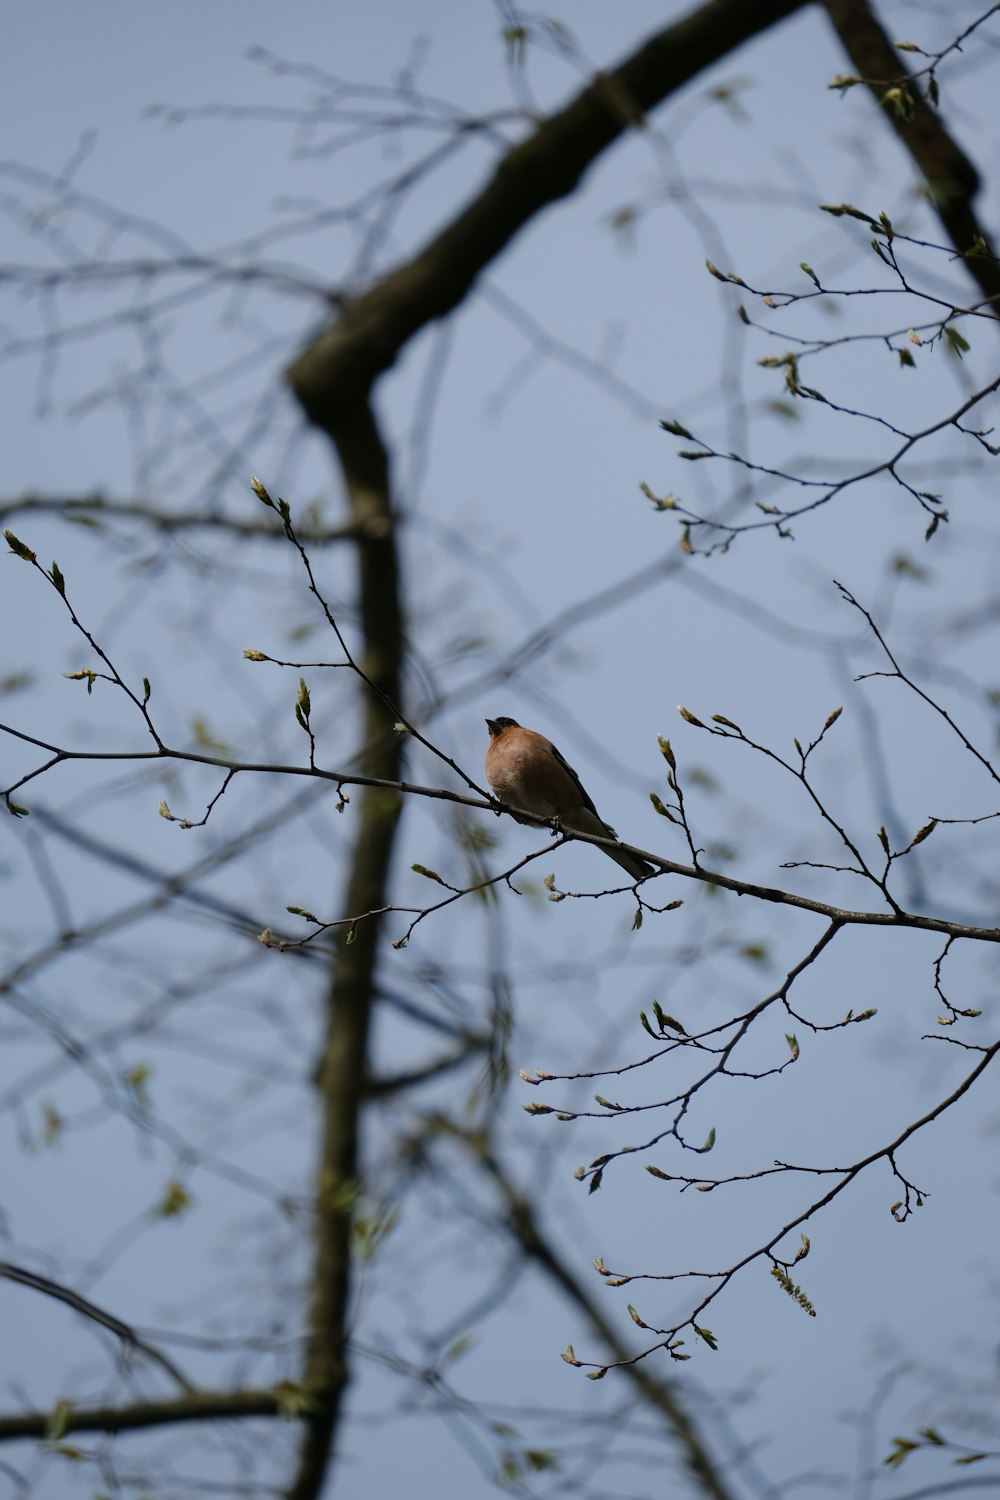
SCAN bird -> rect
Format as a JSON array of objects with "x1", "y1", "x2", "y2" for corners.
[{"x1": 484, "y1": 717, "x2": 655, "y2": 882}]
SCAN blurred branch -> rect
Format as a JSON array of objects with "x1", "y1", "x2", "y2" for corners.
[
  {"x1": 0, "y1": 1262, "x2": 193, "y2": 1394},
  {"x1": 0, "y1": 1388, "x2": 286, "y2": 1441},
  {"x1": 284, "y1": 400, "x2": 403, "y2": 1500},
  {"x1": 0, "y1": 492, "x2": 365, "y2": 543},
  {"x1": 463, "y1": 1130, "x2": 738, "y2": 1500}
]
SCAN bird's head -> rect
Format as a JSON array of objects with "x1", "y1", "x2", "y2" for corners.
[{"x1": 485, "y1": 716, "x2": 520, "y2": 736}]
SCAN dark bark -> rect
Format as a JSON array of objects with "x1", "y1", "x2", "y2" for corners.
[
  {"x1": 285, "y1": 400, "x2": 404, "y2": 1500},
  {"x1": 823, "y1": 0, "x2": 1000, "y2": 309},
  {"x1": 287, "y1": 0, "x2": 809, "y2": 418}
]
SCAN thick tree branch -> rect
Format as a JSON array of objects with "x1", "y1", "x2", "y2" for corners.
[
  {"x1": 285, "y1": 401, "x2": 404, "y2": 1500},
  {"x1": 464, "y1": 1133, "x2": 738, "y2": 1500},
  {"x1": 823, "y1": 0, "x2": 1000, "y2": 309},
  {"x1": 286, "y1": 0, "x2": 808, "y2": 417},
  {"x1": 0, "y1": 1389, "x2": 284, "y2": 1441}
]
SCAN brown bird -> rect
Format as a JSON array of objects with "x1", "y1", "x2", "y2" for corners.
[{"x1": 485, "y1": 717, "x2": 655, "y2": 882}]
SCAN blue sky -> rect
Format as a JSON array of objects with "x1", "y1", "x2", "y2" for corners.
[{"x1": 3, "y1": 3, "x2": 1000, "y2": 1497}]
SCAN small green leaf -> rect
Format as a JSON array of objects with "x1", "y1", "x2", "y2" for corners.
[
  {"x1": 652, "y1": 1001, "x2": 687, "y2": 1034},
  {"x1": 649, "y1": 792, "x2": 677, "y2": 821},
  {"x1": 884, "y1": 1437, "x2": 919, "y2": 1470},
  {"x1": 944, "y1": 326, "x2": 971, "y2": 358},
  {"x1": 45, "y1": 1400, "x2": 73, "y2": 1444},
  {"x1": 818, "y1": 202, "x2": 874, "y2": 222},
  {"x1": 275, "y1": 1380, "x2": 317, "y2": 1420},
  {"x1": 157, "y1": 1179, "x2": 193, "y2": 1218},
  {"x1": 502, "y1": 23, "x2": 528, "y2": 68},
  {"x1": 126, "y1": 1062, "x2": 152, "y2": 1108},
  {"x1": 4, "y1": 529, "x2": 37, "y2": 562},
  {"x1": 881, "y1": 87, "x2": 914, "y2": 120},
  {"x1": 523, "y1": 1449, "x2": 558, "y2": 1473}
]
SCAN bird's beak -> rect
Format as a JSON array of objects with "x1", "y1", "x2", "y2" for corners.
[{"x1": 485, "y1": 718, "x2": 499, "y2": 735}]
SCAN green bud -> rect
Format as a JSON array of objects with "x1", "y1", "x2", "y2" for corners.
[{"x1": 4, "y1": 530, "x2": 36, "y2": 562}]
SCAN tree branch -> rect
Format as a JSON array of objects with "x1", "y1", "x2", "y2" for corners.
[
  {"x1": 285, "y1": 400, "x2": 404, "y2": 1500},
  {"x1": 287, "y1": 0, "x2": 808, "y2": 417},
  {"x1": 0, "y1": 1388, "x2": 285, "y2": 1441},
  {"x1": 0, "y1": 1262, "x2": 193, "y2": 1395},
  {"x1": 823, "y1": 0, "x2": 1000, "y2": 308}
]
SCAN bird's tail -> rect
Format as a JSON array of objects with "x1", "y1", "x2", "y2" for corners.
[
  {"x1": 568, "y1": 807, "x2": 656, "y2": 881},
  {"x1": 601, "y1": 842, "x2": 656, "y2": 882}
]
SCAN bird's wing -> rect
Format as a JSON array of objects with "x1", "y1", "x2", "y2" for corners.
[{"x1": 546, "y1": 740, "x2": 615, "y2": 833}]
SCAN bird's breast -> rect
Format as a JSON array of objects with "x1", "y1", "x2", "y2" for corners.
[{"x1": 487, "y1": 745, "x2": 560, "y2": 818}]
